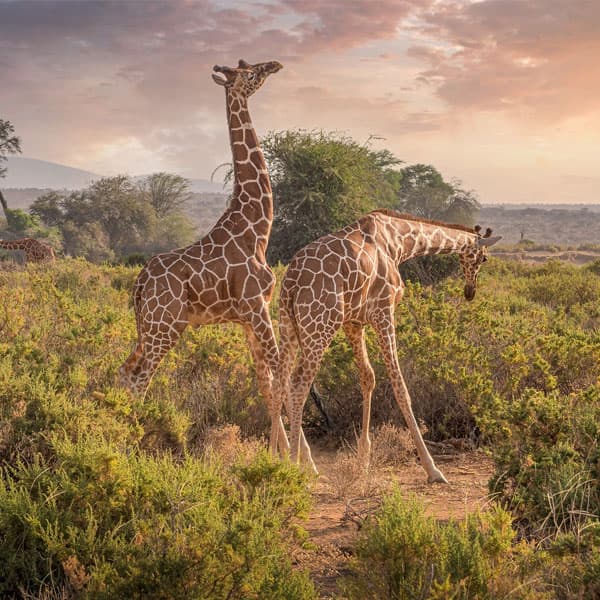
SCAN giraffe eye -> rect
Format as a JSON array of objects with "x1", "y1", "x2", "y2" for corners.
[{"x1": 247, "y1": 72, "x2": 256, "y2": 81}]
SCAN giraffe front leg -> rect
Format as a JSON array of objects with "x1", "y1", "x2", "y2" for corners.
[
  {"x1": 242, "y1": 316, "x2": 291, "y2": 457},
  {"x1": 372, "y1": 315, "x2": 448, "y2": 484}
]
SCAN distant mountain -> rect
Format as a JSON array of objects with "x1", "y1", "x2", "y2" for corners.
[
  {"x1": 3, "y1": 157, "x2": 229, "y2": 193},
  {"x1": 2, "y1": 157, "x2": 101, "y2": 189}
]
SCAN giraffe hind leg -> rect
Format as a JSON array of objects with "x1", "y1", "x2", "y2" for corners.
[
  {"x1": 343, "y1": 322, "x2": 376, "y2": 471},
  {"x1": 119, "y1": 295, "x2": 188, "y2": 399}
]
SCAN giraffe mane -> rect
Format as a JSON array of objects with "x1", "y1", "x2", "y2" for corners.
[{"x1": 368, "y1": 209, "x2": 478, "y2": 235}]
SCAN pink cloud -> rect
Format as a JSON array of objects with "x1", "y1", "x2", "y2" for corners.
[
  {"x1": 410, "y1": 0, "x2": 600, "y2": 122},
  {"x1": 0, "y1": 0, "x2": 434, "y2": 175}
]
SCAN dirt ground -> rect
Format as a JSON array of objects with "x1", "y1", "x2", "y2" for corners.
[{"x1": 295, "y1": 444, "x2": 495, "y2": 599}]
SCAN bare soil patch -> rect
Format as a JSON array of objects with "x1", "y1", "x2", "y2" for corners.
[{"x1": 295, "y1": 444, "x2": 495, "y2": 599}]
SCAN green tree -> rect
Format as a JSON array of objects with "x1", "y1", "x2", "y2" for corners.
[
  {"x1": 263, "y1": 130, "x2": 401, "y2": 263},
  {"x1": 31, "y1": 174, "x2": 196, "y2": 262},
  {"x1": 28, "y1": 190, "x2": 64, "y2": 226},
  {"x1": 395, "y1": 164, "x2": 480, "y2": 225},
  {"x1": 87, "y1": 176, "x2": 155, "y2": 254},
  {"x1": 0, "y1": 119, "x2": 21, "y2": 178},
  {"x1": 0, "y1": 119, "x2": 33, "y2": 233},
  {"x1": 140, "y1": 172, "x2": 193, "y2": 218}
]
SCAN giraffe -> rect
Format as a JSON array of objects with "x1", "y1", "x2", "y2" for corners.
[
  {"x1": 271, "y1": 210, "x2": 501, "y2": 482},
  {"x1": 0, "y1": 237, "x2": 56, "y2": 263},
  {"x1": 118, "y1": 59, "x2": 312, "y2": 458}
]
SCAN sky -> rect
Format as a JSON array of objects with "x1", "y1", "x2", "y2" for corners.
[{"x1": 1, "y1": 0, "x2": 599, "y2": 204}]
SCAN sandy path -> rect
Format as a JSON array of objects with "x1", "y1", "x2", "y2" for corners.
[{"x1": 295, "y1": 447, "x2": 495, "y2": 599}]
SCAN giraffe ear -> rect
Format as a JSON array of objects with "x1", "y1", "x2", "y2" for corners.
[
  {"x1": 238, "y1": 59, "x2": 251, "y2": 69},
  {"x1": 476, "y1": 235, "x2": 502, "y2": 247}
]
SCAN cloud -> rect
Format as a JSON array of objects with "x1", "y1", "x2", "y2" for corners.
[
  {"x1": 410, "y1": 0, "x2": 600, "y2": 122},
  {"x1": 1, "y1": 0, "x2": 597, "y2": 207},
  {"x1": 0, "y1": 0, "x2": 432, "y2": 175},
  {"x1": 281, "y1": 0, "x2": 430, "y2": 50}
]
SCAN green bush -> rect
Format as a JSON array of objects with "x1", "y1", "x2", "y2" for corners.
[
  {"x1": 0, "y1": 438, "x2": 314, "y2": 599},
  {"x1": 342, "y1": 490, "x2": 529, "y2": 599},
  {"x1": 489, "y1": 385, "x2": 600, "y2": 538},
  {"x1": 2, "y1": 253, "x2": 600, "y2": 597}
]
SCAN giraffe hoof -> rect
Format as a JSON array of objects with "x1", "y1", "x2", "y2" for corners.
[
  {"x1": 427, "y1": 469, "x2": 449, "y2": 484},
  {"x1": 304, "y1": 462, "x2": 319, "y2": 477}
]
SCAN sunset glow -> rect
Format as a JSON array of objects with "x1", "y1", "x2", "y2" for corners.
[{"x1": 1, "y1": 0, "x2": 599, "y2": 203}]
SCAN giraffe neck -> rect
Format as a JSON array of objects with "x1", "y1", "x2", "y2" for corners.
[
  {"x1": 383, "y1": 220, "x2": 475, "y2": 264},
  {"x1": 223, "y1": 88, "x2": 273, "y2": 255}
]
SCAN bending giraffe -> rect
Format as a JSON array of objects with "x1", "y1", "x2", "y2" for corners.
[
  {"x1": 118, "y1": 59, "x2": 311, "y2": 459},
  {"x1": 0, "y1": 237, "x2": 56, "y2": 263},
  {"x1": 271, "y1": 210, "x2": 501, "y2": 482}
]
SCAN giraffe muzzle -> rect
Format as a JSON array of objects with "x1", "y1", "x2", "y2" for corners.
[
  {"x1": 263, "y1": 61, "x2": 283, "y2": 74},
  {"x1": 464, "y1": 283, "x2": 476, "y2": 301}
]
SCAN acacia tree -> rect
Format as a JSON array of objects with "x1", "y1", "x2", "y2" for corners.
[
  {"x1": 263, "y1": 130, "x2": 401, "y2": 263},
  {"x1": 395, "y1": 164, "x2": 480, "y2": 225},
  {"x1": 31, "y1": 174, "x2": 195, "y2": 261},
  {"x1": 140, "y1": 172, "x2": 193, "y2": 218},
  {"x1": 0, "y1": 119, "x2": 37, "y2": 233},
  {"x1": 0, "y1": 119, "x2": 21, "y2": 178}
]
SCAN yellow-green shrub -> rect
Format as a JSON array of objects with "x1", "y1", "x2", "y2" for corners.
[{"x1": 0, "y1": 438, "x2": 314, "y2": 599}]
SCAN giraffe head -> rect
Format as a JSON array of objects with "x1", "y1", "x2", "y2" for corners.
[
  {"x1": 212, "y1": 59, "x2": 282, "y2": 97},
  {"x1": 459, "y1": 226, "x2": 501, "y2": 301}
]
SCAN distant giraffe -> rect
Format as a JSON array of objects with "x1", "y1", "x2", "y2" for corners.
[
  {"x1": 0, "y1": 237, "x2": 56, "y2": 263},
  {"x1": 119, "y1": 59, "x2": 313, "y2": 458},
  {"x1": 271, "y1": 210, "x2": 501, "y2": 482}
]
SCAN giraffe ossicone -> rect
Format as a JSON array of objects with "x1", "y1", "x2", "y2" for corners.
[
  {"x1": 271, "y1": 210, "x2": 501, "y2": 483},
  {"x1": 118, "y1": 59, "x2": 314, "y2": 464}
]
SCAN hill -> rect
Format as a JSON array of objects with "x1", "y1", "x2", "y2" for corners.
[
  {"x1": 2, "y1": 156, "x2": 101, "y2": 189},
  {"x1": 2, "y1": 156, "x2": 229, "y2": 194}
]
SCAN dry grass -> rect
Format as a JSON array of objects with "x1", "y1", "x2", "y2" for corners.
[
  {"x1": 325, "y1": 424, "x2": 417, "y2": 501},
  {"x1": 201, "y1": 424, "x2": 264, "y2": 467},
  {"x1": 369, "y1": 422, "x2": 416, "y2": 469},
  {"x1": 18, "y1": 586, "x2": 72, "y2": 600}
]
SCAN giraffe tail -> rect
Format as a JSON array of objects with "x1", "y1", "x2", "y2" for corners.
[{"x1": 309, "y1": 384, "x2": 333, "y2": 430}]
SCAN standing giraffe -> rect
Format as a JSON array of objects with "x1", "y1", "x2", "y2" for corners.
[
  {"x1": 0, "y1": 237, "x2": 56, "y2": 263},
  {"x1": 271, "y1": 210, "x2": 501, "y2": 482},
  {"x1": 119, "y1": 59, "x2": 311, "y2": 457}
]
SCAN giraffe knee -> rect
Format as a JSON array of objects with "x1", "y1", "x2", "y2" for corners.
[{"x1": 363, "y1": 368, "x2": 376, "y2": 394}]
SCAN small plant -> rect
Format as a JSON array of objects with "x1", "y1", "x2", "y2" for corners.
[
  {"x1": 370, "y1": 422, "x2": 417, "y2": 470},
  {"x1": 342, "y1": 490, "x2": 546, "y2": 600}
]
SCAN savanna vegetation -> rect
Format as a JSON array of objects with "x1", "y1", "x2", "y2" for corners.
[
  {"x1": 0, "y1": 257, "x2": 598, "y2": 598},
  {"x1": 1, "y1": 125, "x2": 598, "y2": 598}
]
